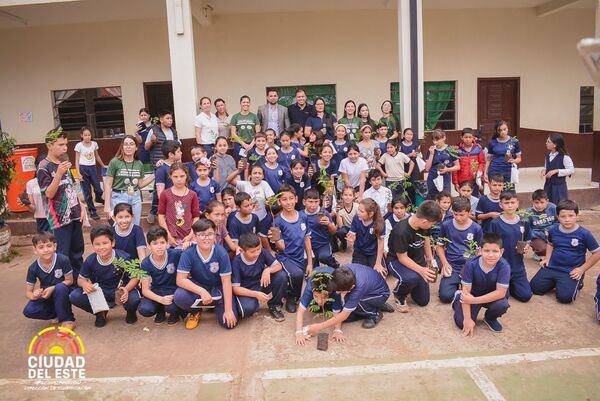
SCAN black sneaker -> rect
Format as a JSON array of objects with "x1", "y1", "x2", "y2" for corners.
[
  {"x1": 167, "y1": 313, "x2": 180, "y2": 325},
  {"x1": 379, "y1": 302, "x2": 395, "y2": 313},
  {"x1": 90, "y1": 212, "x2": 100, "y2": 221},
  {"x1": 154, "y1": 310, "x2": 166, "y2": 324},
  {"x1": 362, "y1": 311, "x2": 383, "y2": 329},
  {"x1": 285, "y1": 297, "x2": 297, "y2": 313},
  {"x1": 96, "y1": 197, "x2": 105, "y2": 205},
  {"x1": 126, "y1": 310, "x2": 138, "y2": 324},
  {"x1": 483, "y1": 316, "x2": 503, "y2": 333},
  {"x1": 94, "y1": 311, "x2": 107, "y2": 328},
  {"x1": 268, "y1": 306, "x2": 285, "y2": 322}
]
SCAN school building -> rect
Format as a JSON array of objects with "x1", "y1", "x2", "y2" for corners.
[{"x1": 1, "y1": 0, "x2": 600, "y2": 185}]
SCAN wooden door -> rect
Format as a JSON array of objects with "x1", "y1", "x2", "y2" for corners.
[
  {"x1": 477, "y1": 78, "x2": 520, "y2": 138},
  {"x1": 143, "y1": 81, "x2": 175, "y2": 125}
]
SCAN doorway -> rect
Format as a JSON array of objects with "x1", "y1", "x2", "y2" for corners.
[
  {"x1": 143, "y1": 81, "x2": 175, "y2": 125},
  {"x1": 477, "y1": 78, "x2": 520, "y2": 138}
]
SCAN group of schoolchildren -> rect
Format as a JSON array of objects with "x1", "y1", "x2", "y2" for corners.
[{"x1": 23, "y1": 117, "x2": 600, "y2": 343}]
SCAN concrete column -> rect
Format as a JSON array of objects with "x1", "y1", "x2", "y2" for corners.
[
  {"x1": 165, "y1": 0, "x2": 198, "y2": 139},
  {"x1": 593, "y1": 0, "x2": 600, "y2": 183},
  {"x1": 397, "y1": 0, "x2": 424, "y2": 138}
]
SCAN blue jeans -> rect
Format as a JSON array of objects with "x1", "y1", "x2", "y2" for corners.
[
  {"x1": 111, "y1": 191, "x2": 142, "y2": 226},
  {"x1": 79, "y1": 165, "x2": 103, "y2": 214},
  {"x1": 53, "y1": 221, "x2": 84, "y2": 276}
]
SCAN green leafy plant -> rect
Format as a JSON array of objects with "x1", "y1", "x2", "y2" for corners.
[
  {"x1": 317, "y1": 168, "x2": 335, "y2": 197},
  {"x1": 249, "y1": 153, "x2": 261, "y2": 163},
  {"x1": 307, "y1": 272, "x2": 334, "y2": 319},
  {"x1": 229, "y1": 133, "x2": 246, "y2": 146},
  {"x1": 112, "y1": 257, "x2": 147, "y2": 281},
  {"x1": 445, "y1": 145, "x2": 460, "y2": 159},
  {"x1": 515, "y1": 209, "x2": 535, "y2": 222},
  {"x1": 462, "y1": 238, "x2": 480, "y2": 261},
  {"x1": 0, "y1": 131, "x2": 17, "y2": 215},
  {"x1": 44, "y1": 127, "x2": 63, "y2": 144},
  {"x1": 150, "y1": 116, "x2": 160, "y2": 126},
  {"x1": 0, "y1": 248, "x2": 19, "y2": 264}
]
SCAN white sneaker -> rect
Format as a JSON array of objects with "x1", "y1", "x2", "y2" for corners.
[{"x1": 395, "y1": 298, "x2": 409, "y2": 313}]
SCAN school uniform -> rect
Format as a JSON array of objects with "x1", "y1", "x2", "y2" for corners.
[
  {"x1": 387, "y1": 218, "x2": 430, "y2": 306},
  {"x1": 526, "y1": 203, "x2": 557, "y2": 256},
  {"x1": 425, "y1": 147, "x2": 457, "y2": 199},
  {"x1": 487, "y1": 137, "x2": 521, "y2": 184},
  {"x1": 227, "y1": 212, "x2": 260, "y2": 242},
  {"x1": 400, "y1": 141, "x2": 420, "y2": 203},
  {"x1": 191, "y1": 178, "x2": 221, "y2": 211},
  {"x1": 349, "y1": 215, "x2": 384, "y2": 268},
  {"x1": 69, "y1": 249, "x2": 141, "y2": 315},
  {"x1": 262, "y1": 163, "x2": 286, "y2": 194},
  {"x1": 452, "y1": 256, "x2": 510, "y2": 329},
  {"x1": 150, "y1": 161, "x2": 174, "y2": 218},
  {"x1": 283, "y1": 172, "x2": 311, "y2": 210},
  {"x1": 184, "y1": 161, "x2": 198, "y2": 182},
  {"x1": 475, "y1": 195, "x2": 502, "y2": 233},
  {"x1": 489, "y1": 216, "x2": 533, "y2": 302},
  {"x1": 231, "y1": 249, "x2": 287, "y2": 317},
  {"x1": 543, "y1": 152, "x2": 574, "y2": 205},
  {"x1": 23, "y1": 253, "x2": 75, "y2": 323},
  {"x1": 530, "y1": 224, "x2": 600, "y2": 303},
  {"x1": 303, "y1": 208, "x2": 339, "y2": 269},
  {"x1": 273, "y1": 211, "x2": 311, "y2": 300},
  {"x1": 299, "y1": 266, "x2": 343, "y2": 311},
  {"x1": 363, "y1": 186, "x2": 393, "y2": 217},
  {"x1": 138, "y1": 249, "x2": 183, "y2": 318},
  {"x1": 339, "y1": 264, "x2": 390, "y2": 322},
  {"x1": 332, "y1": 140, "x2": 350, "y2": 168},
  {"x1": 173, "y1": 244, "x2": 238, "y2": 328},
  {"x1": 438, "y1": 219, "x2": 483, "y2": 303},
  {"x1": 114, "y1": 224, "x2": 146, "y2": 260},
  {"x1": 278, "y1": 147, "x2": 301, "y2": 170},
  {"x1": 429, "y1": 210, "x2": 453, "y2": 241},
  {"x1": 312, "y1": 160, "x2": 338, "y2": 195}
]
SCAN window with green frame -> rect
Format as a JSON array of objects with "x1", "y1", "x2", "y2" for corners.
[
  {"x1": 266, "y1": 84, "x2": 337, "y2": 115},
  {"x1": 390, "y1": 81, "x2": 456, "y2": 131}
]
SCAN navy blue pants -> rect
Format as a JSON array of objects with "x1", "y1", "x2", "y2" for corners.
[
  {"x1": 388, "y1": 260, "x2": 430, "y2": 306},
  {"x1": 23, "y1": 282, "x2": 75, "y2": 323},
  {"x1": 344, "y1": 293, "x2": 389, "y2": 322},
  {"x1": 543, "y1": 181, "x2": 568, "y2": 206},
  {"x1": 69, "y1": 286, "x2": 141, "y2": 314},
  {"x1": 439, "y1": 271, "x2": 461, "y2": 304},
  {"x1": 313, "y1": 243, "x2": 339, "y2": 269},
  {"x1": 336, "y1": 226, "x2": 350, "y2": 248},
  {"x1": 53, "y1": 221, "x2": 84, "y2": 276},
  {"x1": 509, "y1": 269, "x2": 532, "y2": 302},
  {"x1": 138, "y1": 296, "x2": 182, "y2": 317},
  {"x1": 235, "y1": 270, "x2": 288, "y2": 318},
  {"x1": 79, "y1": 165, "x2": 103, "y2": 214},
  {"x1": 352, "y1": 249, "x2": 379, "y2": 268},
  {"x1": 595, "y1": 275, "x2": 600, "y2": 324},
  {"x1": 279, "y1": 256, "x2": 307, "y2": 300},
  {"x1": 426, "y1": 173, "x2": 451, "y2": 200},
  {"x1": 530, "y1": 267, "x2": 581, "y2": 304},
  {"x1": 452, "y1": 292, "x2": 510, "y2": 329},
  {"x1": 173, "y1": 285, "x2": 237, "y2": 329},
  {"x1": 36, "y1": 218, "x2": 50, "y2": 233},
  {"x1": 202, "y1": 144, "x2": 215, "y2": 158}
]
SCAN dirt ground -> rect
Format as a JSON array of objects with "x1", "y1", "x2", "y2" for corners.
[{"x1": 1, "y1": 210, "x2": 599, "y2": 401}]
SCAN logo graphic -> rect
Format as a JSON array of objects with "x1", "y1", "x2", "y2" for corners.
[
  {"x1": 28, "y1": 326, "x2": 86, "y2": 380},
  {"x1": 166, "y1": 263, "x2": 175, "y2": 274},
  {"x1": 571, "y1": 238, "x2": 579, "y2": 246},
  {"x1": 209, "y1": 262, "x2": 219, "y2": 273}
]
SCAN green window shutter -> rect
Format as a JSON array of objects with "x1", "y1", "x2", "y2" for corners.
[{"x1": 424, "y1": 81, "x2": 456, "y2": 131}]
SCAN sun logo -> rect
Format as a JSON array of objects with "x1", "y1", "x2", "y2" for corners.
[
  {"x1": 28, "y1": 326, "x2": 85, "y2": 356},
  {"x1": 27, "y1": 327, "x2": 86, "y2": 380}
]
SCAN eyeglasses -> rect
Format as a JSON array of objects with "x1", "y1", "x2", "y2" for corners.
[{"x1": 195, "y1": 232, "x2": 215, "y2": 239}]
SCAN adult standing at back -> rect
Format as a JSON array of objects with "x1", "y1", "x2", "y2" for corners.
[
  {"x1": 230, "y1": 95, "x2": 261, "y2": 160},
  {"x1": 484, "y1": 119, "x2": 521, "y2": 189},
  {"x1": 214, "y1": 98, "x2": 232, "y2": 139},
  {"x1": 304, "y1": 97, "x2": 337, "y2": 142},
  {"x1": 194, "y1": 96, "x2": 219, "y2": 157},
  {"x1": 257, "y1": 89, "x2": 290, "y2": 138},
  {"x1": 287, "y1": 88, "x2": 314, "y2": 127}
]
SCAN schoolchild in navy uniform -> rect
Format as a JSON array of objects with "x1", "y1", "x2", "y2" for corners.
[
  {"x1": 383, "y1": 195, "x2": 411, "y2": 257},
  {"x1": 489, "y1": 191, "x2": 533, "y2": 302},
  {"x1": 284, "y1": 159, "x2": 311, "y2": 210},
  {"x1": 278, "y1": 131, "x2": 302, "y2": 170},
  {"x1": 387, "y1": 201, "x2": 442, "y2": 312},
  {"x1": 303, "y1": 189, "x2": 340, "y2": 269},
  {"x1": 221, "y1": 187, "x2": 236, "y2": 218},
  {"x1": 112, "y1": 203, "x2": 146, "y2": 260},
  {"x1": 184, "y1": 144, "x2": 206, "y2": 183},
  {"x1": 347, "y1": 199, "x2": 386, "y2": 276},
  {"x1": 436, "y1": 196, "x2": 483, "y2": 303},
  {"x1": 526, "y1": 189, "x2": 557, "y2": 261},
  {"x1": 245, "y1": 132, "x2": 267, "y2": 170},
  {"x1": 332, "y1": 125, "x2": 351, "y2": 168},
  {"x1": 173, "y1": 219, "x2": 238, "y2": 330},
  {"x1": 231, "y1": 233, "x2": 287, "y2": 322},
  {"x1": 530, "y1": 200, "x2": 600, "y2": 307},
  {"x1": 430, "y1": 191, "x2": 453, "y2": 241},
  {"x1": 304, "y1": 264, "x2": 392, "y2": 339},
  {"x1": 424, "y1": 129, "x2": 459, "y2": 199},
  {"x1": 69, "y1": 225, "x2": 141, "y2": 327},
  {"x1": 191, "y1": 158, "x2": 221, "y2": 211},
  {"x1": 543, "y1": 133, "x2": 574, "y2": 205},
  {"x1": 270, "y1": 184, "x2": 313, "y2": 313},
  {"x1": 400, "y1": 128, "x2": 421, "y2": 204},
  {"x1": 226, "y1": 192, "x2": 260, "y2": 245},
  {"x1": 484, "y1": 119, "x2": 521, "y2": 187},
  {"x1": 138, "y1": 226, "x2": 184, "y2": 325},
  {"x1": 261, "y1": 147, "x2": 286, "y2": 194},
  {"x1": 312, "y1": 144, "x2": 338, "y2": 196},
  {"x1": 476, "y1": 172, "x2": 504, "y2": 233},
  {"x1": 23, "y1": 232, "x2": 76, "y2": 330},
  {"x1": 452, "y1": 233, "x2": 511, "y2": 335}
]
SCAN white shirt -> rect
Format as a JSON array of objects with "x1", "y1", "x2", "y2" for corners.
[
  {"x1": 363, "y1": 185, "x2": 392, "y2": 216},
  {"x1": 339, "y1": 157, "x2": 369, "y2": 188},
  {"x1": 74, "y1": 141, "x2": 98, "y2": 166},
  {"x1": 235, "y1": 180, "x2": 275, "y2": 221},
  {"x1": 194, "y1": 112, "x2": 219, "y2": 145},
  {"x1": 267, "y1": 104, "x2": 280, "y2": 134},
  {"x1": 546, "y1": 152, "x2": 575, "y2": 177},
  {"x1": 26, "y1": 178, "x2": 46, "y2": 219}
]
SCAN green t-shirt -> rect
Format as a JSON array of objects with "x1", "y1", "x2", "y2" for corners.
[
  {"x1": 106, "y1": 158, "x2": 144, "y2": 192},
  {"x1": 338, "y1": 117, "x2": 361, "y2": 142},
  {"x1": 379, "y1": 115, "x2": 400, "y2": 136},
  {"x1": 230, "y1": 112, "x2": 260, "y2": 144}
]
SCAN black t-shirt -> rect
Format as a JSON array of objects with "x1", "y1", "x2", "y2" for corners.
[{"x1": 388, "y1": 218, "x2": 428, "y2": 266}]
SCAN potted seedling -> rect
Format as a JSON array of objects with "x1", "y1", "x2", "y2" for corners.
[
  {"x1": 317, "y1": 168, "x2": 335, "y2": 210},
  {"x1": 417, "y1": 230, "x2": 451, "y2": 282},
  {"x1": 266, "y1": 193, "x2": 285, "y2": 242},
  {"x1": 515, "y1": 209, "x2": 534, "y2": 255},
  {"x1": 112, "y1": 257, "x2": 147, "y2": 305},
  {"x1": 306, "y1": 272, "x2": 335, "y2": 351}
]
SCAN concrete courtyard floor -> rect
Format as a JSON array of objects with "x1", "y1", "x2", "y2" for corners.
[{"x1": 0, "y1": 210, "x2": 599, "y2": 400}]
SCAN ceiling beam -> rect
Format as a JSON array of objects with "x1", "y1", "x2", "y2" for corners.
[{"x1": 535, "y1": 0, "x2": 580, "y2": 17}]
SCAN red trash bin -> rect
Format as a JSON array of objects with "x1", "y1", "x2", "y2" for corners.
[{"x1": 7, "y1": 148, "x2": 38, "y2": 213}]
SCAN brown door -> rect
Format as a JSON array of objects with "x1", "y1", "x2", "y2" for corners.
[
  {"x1": 477, "y1": 78, "x2": 520, "y2": 138},
  {"x1": 143, "y1": 81, "x2": 175, "y2": 125}
]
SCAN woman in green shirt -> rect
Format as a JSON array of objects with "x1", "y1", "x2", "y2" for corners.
[
  {"x1": 378, "y1": 100, "x2": 401, "y2": 140},
  {"x1": 338, "y1": 100, "x2": 361, "y2": 143},
  {"x1": 230, "y1": 95, "x2": 261, "y2": 160},
  {"x1": 103, "y1": 135, "x2": 155, "y2": 225}
]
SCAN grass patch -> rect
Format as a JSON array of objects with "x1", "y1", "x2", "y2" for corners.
[{"x1": 0, "y1": 248, "x2": 20, "y2": 263}]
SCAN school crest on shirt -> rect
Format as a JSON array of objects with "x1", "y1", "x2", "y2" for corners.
[
  {"x1": 210, "y1": 187, "x2": 215, "y2": 194},
  {"x1": 299, "y1": 182, "x2": 305, "y2": 188},
  {"x1": 369, "y1": 227, "x2": 374, "y2": 235},
  {"x1": 278, "y1": 170, "x2": 283, "y2": 176},
  {"x1": 209, "y1": 262, "x2": 219, "y2": 273},
  {"x1": 54, "y1": 269, "x2": 63, "y2": 279},
  {"x1": 300, "y1": 223, "x2": 307, "y2": 232},
  {"x1": 466, "y1": 233, "x2": 474, "y2": 241},
  {"x1": 291, "y1": 155, "x2": 296, "y2": 160},
  {"x1": 166, "y1": 263, "x2": 175, "y2": 274},
  {"x1": 571, "y1": 238, "x2": 579, "y2": 247},
  {"x1": 343, "y1": 147, "x2": 348, "y2": 152}
]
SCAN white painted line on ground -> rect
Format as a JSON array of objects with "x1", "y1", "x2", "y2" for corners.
[
  {"x1": 467, "y1": 366, "x2": 507, "y2": 401},
  {"x1": 0, "y1": 373, "x2": 233, "y2": 386},
  {"x1": 260, "y1": 347, "x2": 600, "y2": 380}
]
